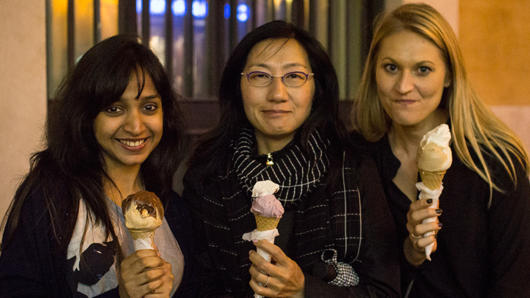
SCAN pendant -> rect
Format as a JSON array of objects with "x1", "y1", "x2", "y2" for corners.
[{"x1": 265, "y1": 153, "x2": 274, "y2": 166}]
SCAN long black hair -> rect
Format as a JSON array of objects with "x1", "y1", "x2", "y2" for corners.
[
  {"x1": 189, "y1": 20, "x2": 348, "y2": 180},
  {"x1": 1, "y1": 35, "x2": 185, "y2": 251}
]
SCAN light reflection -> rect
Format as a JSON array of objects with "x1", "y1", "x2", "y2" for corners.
[
  {"x1": 192, "y1": 0, "x2": 208, "y2": 18},
  {"x1": 237, "y1": 3, "x2": 248, "y2": 22},
  {"x1": 150, "y1": 0, "x2": 166, "y2": 14},
  {"x1": 172, "y1": 0, "x2": 186, "y2": 16},
  {"x1": 224, "y1": 3, "x2": 230, "y2": 19}
]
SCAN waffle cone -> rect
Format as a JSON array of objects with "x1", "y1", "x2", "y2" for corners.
[
  {"x1": 254, "y1": 214, "x2": 280, "y2": 231},
  {"x1": 419, "y1": 170, "x2": 446, "y2": 190},
  {"x1": 129, "y1": 230, "x2": 154, "y2": 240}
]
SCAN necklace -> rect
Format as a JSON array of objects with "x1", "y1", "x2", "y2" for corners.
[{"x1": 265, "y1": 153, "x2": 274, "y2": 166}]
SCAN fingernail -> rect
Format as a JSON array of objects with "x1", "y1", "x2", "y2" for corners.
[
  {"x1": 435, "y1": 208, "x2": 443, "y2": 215},
  {"x1": 426, "y1": 199, "x2": 433, "y2": 204},
  {"x1": 438, "y1": 222, "x2": 443, "y2": 228}
]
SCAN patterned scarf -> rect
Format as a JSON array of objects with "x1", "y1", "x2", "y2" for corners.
[{"x1": 232, "y1": 128, "x2": 330, "y2": 207}]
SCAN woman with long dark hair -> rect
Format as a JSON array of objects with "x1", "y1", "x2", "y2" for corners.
[
  {"x1": 183, "y1": 21, "x2": 399, "y2": 297},
  {"x1": 0, "y1": 35, "x2": 196, "y2": 297}
]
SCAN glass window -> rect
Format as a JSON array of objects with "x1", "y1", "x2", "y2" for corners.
[
  {"x1": 47, "y1": 0, "x2": 383, "y2": 120},
  {"x1": 47, "y1": 0, "x2": 68, "y2": 99},
  {"x1": 100, "y1": 0, "x2": 118, "y2": 40},
  {"x1": 74, "y1": 0, "x2": 94, "y2": 62}
]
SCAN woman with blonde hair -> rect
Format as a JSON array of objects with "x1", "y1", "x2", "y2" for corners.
[{"x1": 353, "y1": 3, "x2": 530, "y2": 297}]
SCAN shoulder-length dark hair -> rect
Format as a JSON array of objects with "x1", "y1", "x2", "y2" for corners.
[
  {"x1": 189, "y1": 20, "x2": 347, "y2": 178},
  {"x1": 2, "y1": 35, "x2": 185, "y2": 250}
]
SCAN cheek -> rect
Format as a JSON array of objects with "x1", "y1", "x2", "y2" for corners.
[
  {"x1": 301, "y1": 95, "x2": 314, "y2": 118},
  {"x1": 300, "y1": 84, "x2": 315, "y2": 115},
  {"x1": 375, "y1": 71, "x2": 392, "y2": 96},
  {"x1": 240, "y1": 88, "x2": 261, "y2": 116},
  {"x1": 417, "y1": 78, "x2": 445, "y2": 102},
  {"x1": 93, "y1": 116, "x2": 108, "y2": 140},
  {"x1": 152, "y1": 115, "x2": 164, "y2": 136}
]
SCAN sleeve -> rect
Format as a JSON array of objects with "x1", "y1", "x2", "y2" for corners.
[
  {"x1": 304, "y1": 157, "x2": 401, "y2": 297},
  {"x1": 163, "y1": 192, "x2": 200, "y2": 298},
  {"x1": 487, "y1": 161, "x2": 530, "y2": 297},
  {"x1": 0, "y1": 190, "x2": 71, "y2": 297},
  {"x1": 181, "y1": 169, "x2": 234, "y2": 298}
]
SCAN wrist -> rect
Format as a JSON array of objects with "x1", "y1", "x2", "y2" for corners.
[{"x1": 404, "y1": 237, "x2": 426, "y2": 267}]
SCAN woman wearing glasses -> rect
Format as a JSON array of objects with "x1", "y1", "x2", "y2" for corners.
[{"x1": 182, "y1": 21, "x2": 400, "y2": 297}]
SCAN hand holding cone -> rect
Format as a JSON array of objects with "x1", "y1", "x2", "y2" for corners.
[
  {"x1": 242, "y1": 180, "x2": 284, "y2": 297},
  {"x1": 416, "y1": 124, "x2": 452, "y2": 260}
]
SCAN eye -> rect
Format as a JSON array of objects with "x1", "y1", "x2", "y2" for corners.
[
  {"x1": 383, "y1": 63, "x2": 398, "y2": 73},
  {"x1": 143, "y1": 103, "x2": 159, "y2": 113},
  {"x1": 417, "y1": 66, "x2": 432, "y2": 76},
  {"x1": 246, "y1": 71, "x2": 272, "y2": 86},
  {"x1": 103, "y1": 105, "x2": 123, "y2": 115},
  {"x1": 284, "y1": 72, "x2": 305, "y2": 80},
  {"x1": 248, "y1": 71, "x2": 271, "y2": 80}
]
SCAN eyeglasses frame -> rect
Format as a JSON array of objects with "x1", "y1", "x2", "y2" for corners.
[{"x1": 240, "y1": 71, "x2": 314, "y2": 87}]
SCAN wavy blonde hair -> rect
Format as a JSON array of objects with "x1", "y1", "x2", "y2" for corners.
[{"x1": 353, "y1": 3, "x2": 529, "y2": 204}]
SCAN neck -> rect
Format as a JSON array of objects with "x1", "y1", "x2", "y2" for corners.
[
  {"x1": 389, "y1": 109, "x2": 448, "y2": 158},
  {"x1": 255, "y1": 132, "x2": 294, "y2": 155},
  {"x1": 103, "y1": 164, "x2": 143, "y2": 206}
]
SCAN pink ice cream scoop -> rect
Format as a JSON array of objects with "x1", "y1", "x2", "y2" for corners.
[{"x1": 251, "y1": 194, "x2": 284, "y2": 218}]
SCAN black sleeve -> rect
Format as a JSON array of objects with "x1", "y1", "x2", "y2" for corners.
[
  {"x1": 164, "y1": 191, "x2": 201, "y2": 298},
  {"x1": 487, "y1": 161, "x2": 530, "y2": 297},
  {"x1": 181, "y1": 170, "x2": 235, "y2": 298},
  {"x1": 0, "y1": 190, "x2": 72, "y2": 297},
  {"x1": 304, "y1": 157, "x2": 401, "y2": 297}
]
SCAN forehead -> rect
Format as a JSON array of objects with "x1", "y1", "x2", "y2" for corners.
[
  {"x1": 122, "y1": 71, "x2": 158, "y2": 99},
  {"x1": 377, "y1": 30, "x2": 446, "y2": 64},
  {"x1": 245, "y1": 38, "x2": 310, "y2": 68}
]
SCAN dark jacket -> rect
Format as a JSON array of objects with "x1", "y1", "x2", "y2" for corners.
[
  {"x1": 0, "y1": 187, "x2": 198, "y2": 297},
  {"x1": 366, "y1": 133, "x2": 530, "y2": 298},
  {"x1": 183, "y1": 138, "x2": 400, "y2": 297}
]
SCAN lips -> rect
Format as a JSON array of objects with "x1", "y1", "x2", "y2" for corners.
[
  {"x1": 117, "y1": 137, "x2": 149, "y2": 150},
  {"x1": 262, "y1": 109, "x2": 291, "y2": 116},
  {"x1": 393, "y1": 98, "x2": 417, "y2": 104}
]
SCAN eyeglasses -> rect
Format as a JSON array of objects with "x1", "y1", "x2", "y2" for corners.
[{"x1": 241, "y1": 71, "x2": 314, "y2": 87}]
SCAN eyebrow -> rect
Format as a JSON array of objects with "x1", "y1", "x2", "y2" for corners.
[
  {"x1": 380, "y1": 57, "x2": 435, "y2": 65},
  {"x1": 246, "y1": 62, "x2": 309, "y2": 70},
  {"x1": 134, "y1": 94, "x2": 161, "y2": 101}
]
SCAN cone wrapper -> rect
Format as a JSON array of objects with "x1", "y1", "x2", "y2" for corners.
[
  {"x1": 242, "y1": 229, "x2": 279, "y2": 298},
  {"x1": 130, "y1": 230, "x2": 156, "y2": 250},
  {"x1": 416, "y1": 182, "x2": 443, "y2": 261},
  {"x1": 242, "y1": 229, "x2": 279, "y2": 262}
]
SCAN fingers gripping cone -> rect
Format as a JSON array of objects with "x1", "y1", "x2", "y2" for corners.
[
  {"x1": 417, "y1": 124, "x2": 452, "y2": 261},
  {"x1": 122, "y1": 191, "x2": 164, "y2": 251},
  {"x1": 415, "y1": 183, "x2": 442, "y2": 260}
]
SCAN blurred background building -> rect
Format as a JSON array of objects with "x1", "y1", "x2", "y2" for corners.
[{"x1": 1, "y1": 0, "x2": 529, "y2": 218}]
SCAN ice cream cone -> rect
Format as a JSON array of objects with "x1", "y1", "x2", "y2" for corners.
[
  {"x1": 254, "y1": 214, "x2": 280, "y2": 231},
  {"x1": 419, "y1": 170, "x2": 446, "y2": 190},
  {"x1": 122, "y1": 191, "x2": 164, "y2": 251}
]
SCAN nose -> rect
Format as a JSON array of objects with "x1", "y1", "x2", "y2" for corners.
[
  {"x1": 267, "y1": 76, "x2": 288, "y2": 102},
  {"x1": 123, "y1": 109, "x2": 145, "y2": 135},
  {"x1": 395, "y1": 71, "x2": 414, "y2": 94}
]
